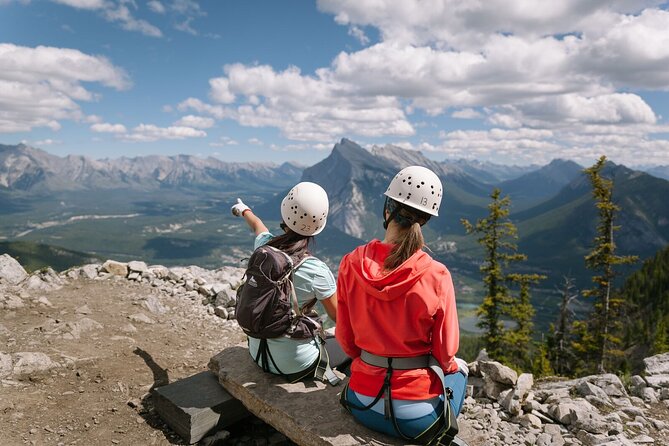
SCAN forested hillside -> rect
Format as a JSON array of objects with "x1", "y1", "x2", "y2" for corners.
[{"x1": 621, "y1": 244, "x2": 669, "y2": 359}]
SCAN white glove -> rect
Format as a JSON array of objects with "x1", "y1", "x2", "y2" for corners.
[
  {"x1": 454, "y1": 357, "x2": 469, "y2": 377},
  {"x1": 231, "y1": 198, "x2": 250, "y2": 217}
]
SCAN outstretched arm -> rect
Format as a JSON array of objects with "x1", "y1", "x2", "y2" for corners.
[{"x1": 231, "y1": 198, "x2": 268, "y2": 236}]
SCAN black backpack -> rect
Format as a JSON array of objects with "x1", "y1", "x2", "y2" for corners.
[{"x1": 235, "y1": 245, "x2": 321, "y2": 340}]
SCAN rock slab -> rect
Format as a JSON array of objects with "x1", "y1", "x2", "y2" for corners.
[
  {"x1": 208, "y1": 345, "x2": 449, "y2": 446},
  {"x1": 0, "y1": 253, "x2": 28, "y2": 284},
  {"x1": 153, "y1": 371, "x2": 249, "y2": 444}
]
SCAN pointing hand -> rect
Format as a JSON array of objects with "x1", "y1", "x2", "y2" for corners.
[{"x1": 231, "y1": 198, "x2": 251, "y2": 217}]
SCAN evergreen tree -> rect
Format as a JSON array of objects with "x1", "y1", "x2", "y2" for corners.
[
  {"x1": 462, "y1": 188, "x2": 544, "y2": 366},
  {"x1": 579, "y1": 156, "x2": 638, "y2": 374},
  {"x1": 505, "y1": 273, "x2": 544, "y2": 369},
  {"x1": 547, "y1": 277, "x2": 578, "y2": 375},
  {"x1": 532, "y1": 339, "x2": 555, "y2": 378}
]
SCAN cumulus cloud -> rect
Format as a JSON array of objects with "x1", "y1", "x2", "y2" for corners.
[
  {"x1": 200, "y1": 63, "x2": 415, "y2": 141},
  {"x1": 52, "y1": 0, "x2": 104, "y2": 9},
  {"x1": 0, "y1": 43, "x2": 129, "y2": 133},
  {"x1": 173, "y1": 115, "x2": 215, "y2": 129},
  {"x1": 34, "y1": 138, "x2": 60, "y2": 146},
  {"x1": 47, "y1": 0, "x2": 162, "y2": 37},
  {"x1": 158, "y1": 1, "x2": 669, "y2": 164},
  {"x1": 122, "y1": 124, "x2": 206, "y2": 142},
  {"x1": 147, "y1": 0, "x2": 165, "y2": 14},
  {"x1": 177, "y1": 97, "x2": 231, "y2": 120},
  {"x1": 90, "y1": 122, "x2": 127, "y2": 133},
  {"x1": 452, "y1": 108, "x2": 484, "y2": 119},
  {"x1": 348, "y1": 25, "x2": 370, "y2": 45},
  {"x1": 209, "y1": 136, "x2": 238, "y2": 147}
]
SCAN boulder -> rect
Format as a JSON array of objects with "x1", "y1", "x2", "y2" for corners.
[
  {"x1": 644, "y1": 375, "x2": 669, "y2": 388},
  {"x1": 101, "y1": 260, "x2": 128, "y2": 277},
  {"x1": 24, "y1": 268, "x2": 64, "y2": 291},
  {"x1": 80, "y1": 264, "x2": 99, "y2": 279},
  {"x1": 581, "y1": 374, "x2": 627, "y2": 398},
  {"x1": 480, "y1": 361, "x2": 518, "y2": 386},
  {"x1": 570, "y1": 406, "x2": 609, "y2": 434},
  {"x1": 644, "y1": 352, "x2": 669, "y2": 376},
  {"x1": 12, "y1": 352, "x2": 59, "y2": 378},
  {"x1": 128, "y1": 260, "x2": 148, "y2": 274},
  {"x1": 514, "y1": 373, "x2": 533, "y2": 401},
  {"x1": 143, "y1": 295, "x2": 169, "y2": 314},
  {"x1": 576, "y1": 381, "x2": 610, "y2": 401},
  {"x1": 0, "y1": 254, "x2": 28, "y2": 284},
  {"x1": 66, "y1": 318, "x2": 104, "y2": 339}
]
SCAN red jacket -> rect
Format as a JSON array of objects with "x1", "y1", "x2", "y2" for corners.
[{"x1": 336, "y1": 239, "x2": 459, "y2": 400}]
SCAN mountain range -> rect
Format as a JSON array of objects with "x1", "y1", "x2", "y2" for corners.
[
  {"x1": 0, "y1": 143, "x2": 303, "y2": 192},
  {"x1": 259, "y1": 139, "x2": 668, "y2": 289},
  {"x1": 1, "y1": 140, "x2": 668, "y2": 292}
]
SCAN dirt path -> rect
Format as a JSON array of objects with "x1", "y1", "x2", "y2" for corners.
[{"x1": 1, "y1": 277, "x2": 247, "y2": 446}]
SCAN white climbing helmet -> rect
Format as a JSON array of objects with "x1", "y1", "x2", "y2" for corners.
[
  {"x1": 384, "y1": 165, "x2": 443, "y2": 216},
  {"x1": 280, "y1": 182, "x2": 329, "y2": 236}
]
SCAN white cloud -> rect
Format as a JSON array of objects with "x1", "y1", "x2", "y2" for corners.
[
  {"x1": 269, "y1": 142, "x2": 332, "y2": 152},
  {"x1": 348, "y1": 25, "x2": 370, "y2": 45},
  {"x1": 85, "y1": 114, "x2": 103, "y2": 124},
  {"x1": 209, "y1": 78, "x2": 235, "y2": 103},
  {"x1": 173, "y1": 115, "x2": 215, "y2": 129},
  {"x1": 102, "y1": 2, "x2": 162, "y2": 37},
  {"x1": 247, "y1": 138, "x2": 263, "y2": 145},
  {"x1": 0, "y1": 43, "x2": 129, "y2": 133},
  {"x1": 209, "y1": 136, "x2": 238, "y2": 147},
  {"x1": 452, "y1": 108, "x2": 483, "y2": 119},
  {"x1": 48, "y1": 0, "x2": 163, "y2": 37},
  {"x1": 200, "y1": 63, "x2": 415, "y2": 141},
  {"x1": 91, "y1": 122, "x2": 127, "y2": 133},
  {"x1": 52, "y1": 0, "x2": 104, "y2": 9},
  {"x1": 177, "y1": 97, "x2": 231, "y2": 120},
  {"x1": 34, "y1": 138, "x2": 60, "y2": 146},
  {"x1": 162, "y1": 1, "x2": 669, "y2": 164},
  {"x1": 147, "y1": 0, "x2": 165, "y2": 14},
  {"x1": 175, "y1": 17, "x2": 197, "y2": 35},
  {"x1": 170, "y1": 0, "x2": 203, "y2": 16},
  {"x1": 488, "y1": 93, "x2": 657, "y2": 129},
  {"x1": 123, "y1": 124, "x2": 206, "y2": 142}
]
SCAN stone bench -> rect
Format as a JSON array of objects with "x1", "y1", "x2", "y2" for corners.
[{"x1": 208, "y1": 344, "x2": 481, "y2": 446}]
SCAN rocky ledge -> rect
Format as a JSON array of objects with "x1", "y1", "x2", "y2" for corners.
[{"x1": 2, "y1": 253, "x2": 669, "y2": 445}]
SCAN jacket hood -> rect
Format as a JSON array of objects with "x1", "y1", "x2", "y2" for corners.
[{"x1": 347, "y1": 239, "x2": 433, "y2": 301}]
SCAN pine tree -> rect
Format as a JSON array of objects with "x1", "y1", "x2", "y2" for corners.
[
  {"x1": 547, "y1": 277, "x2": 578, "y2": 375},
  {"x1": 580, "y1": 156, "x2": 638, "y2": 374},
  {"x1": 462, "y1": 188, "x2": 544, "y2": 366},
  {"x1": 505, "y1": 273, "x2": 544, "y2": 368}
]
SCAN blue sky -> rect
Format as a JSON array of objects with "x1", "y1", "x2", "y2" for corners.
[{"x1": 1, "y1": 0, "x2": 669, "y2": 167}]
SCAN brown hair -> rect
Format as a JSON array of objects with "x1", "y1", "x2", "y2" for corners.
[
  {"x1": 267, "y1": 229, "x2": 312, "y2": 261},
  {"x1": 384, "y1": 201, "x2": 427, "y2": 270}
]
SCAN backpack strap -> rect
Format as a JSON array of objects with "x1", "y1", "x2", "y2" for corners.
[
  {"x1": 314, "y1": 337, "x2": 341, "y2": 386},
  {"x1": 284, "y1": 254, "x2": 313, "y2": 317}
]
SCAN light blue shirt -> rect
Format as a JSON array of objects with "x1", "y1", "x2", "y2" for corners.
[{"x1": 247, "y1": 232, "x2": 336, "y2": 375}]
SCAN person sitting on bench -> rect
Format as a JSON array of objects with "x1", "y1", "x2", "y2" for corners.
[{"x1": 336, "y1": 166, "x2": 468, "y2": 445}]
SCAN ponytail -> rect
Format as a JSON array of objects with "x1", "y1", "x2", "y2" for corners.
[
  {"x1": 383, "y1": 198, "x2": 429, "y2": 270},
  {"x1": 384, "y1": 222, "x2": 424, "y2": 270}
]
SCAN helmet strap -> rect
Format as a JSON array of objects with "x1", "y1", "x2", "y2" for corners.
[
  {"x1": 383, "y1": 197, "x2": 407, "y2": 230},
  {"x1": 383, "y1": 197, "x2": 430, "y2": 229}
]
